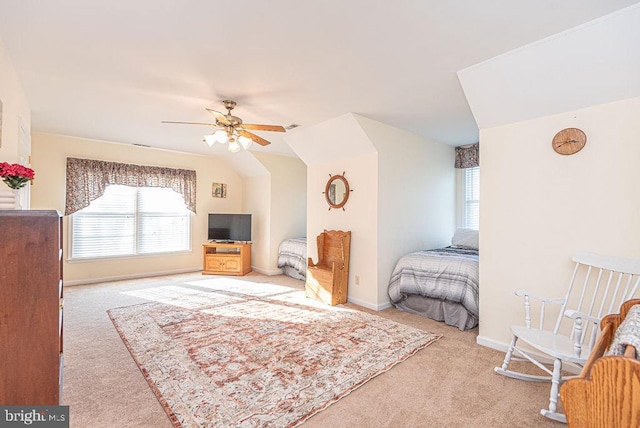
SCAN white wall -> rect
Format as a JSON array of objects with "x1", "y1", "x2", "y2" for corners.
[
  {"x1": 479, "y1": 95, "x2": 640, "y2": 349},
  {"x1": 242, "y1": 154, "x2": 307, "y2": 275},
  {"x1": 286, "y1": 113, "x2": 380, "y2": 306},
  {"x1": 30, "y1": 132, "x2": 244, "y2": 284},
  {"x1": 252, "y1": 153, "x2": 306, "y2": 274},
  {"x1": 288, "y1": 113, "x2": 455, "y2": 310},
  {"x1": 355, "y1": 115, "x2": 456, "y2": 305},
  {"x1": 307, "y1": 152, "x2": 379, "y2": 306},
  {"x1": 243, "y1": 174, "x2": 271, "y2": 272},
  {"x1": 0, "y1": 39, "x2": 31, "y2": 208}
]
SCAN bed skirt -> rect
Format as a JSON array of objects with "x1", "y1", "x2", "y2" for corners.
[
  {"x1": 393, "y1": 295, "x2": 478, "y2": 330},
  {"x1": 282, "y1": 265, "x2": 305, "y2": 281}
]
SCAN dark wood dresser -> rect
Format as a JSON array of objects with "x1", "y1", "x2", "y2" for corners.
[{"x1": 0, "y1": 210, "x2": 63, "y2": 405}]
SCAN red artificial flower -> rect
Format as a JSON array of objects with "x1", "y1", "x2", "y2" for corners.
[{"x1": 0, "y1": 162, "x2": 36, "y2": 189}]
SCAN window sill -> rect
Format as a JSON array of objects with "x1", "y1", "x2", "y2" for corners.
[{"x1": 67, "y1": 249, "x2": 192, "y2": 263}]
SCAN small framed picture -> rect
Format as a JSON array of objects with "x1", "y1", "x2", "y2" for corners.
[{"x1": 212, "y1": 182, "x2": 227, "y2": 198}]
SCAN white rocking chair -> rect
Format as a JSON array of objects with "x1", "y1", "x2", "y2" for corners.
[{"x1": 495, "y1": 252, "x2": 640, "y2": 423}]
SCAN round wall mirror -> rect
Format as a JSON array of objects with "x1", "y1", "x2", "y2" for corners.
[{"x1": 325, "y1": 174, "x2": 350, "y2": 210}]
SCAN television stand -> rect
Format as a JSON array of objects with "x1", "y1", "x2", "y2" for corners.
[{"x1": 202, "y1": 242, "x2": 252, "y2": 276}]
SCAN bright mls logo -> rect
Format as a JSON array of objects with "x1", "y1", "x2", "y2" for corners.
[{"x1": 1, "y1": 406, "x2": 69, "y2": 427}]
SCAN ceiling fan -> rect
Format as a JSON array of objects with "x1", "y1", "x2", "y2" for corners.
[{"x1": 162, "y1": 100, "x2": 286, "y2": 152}]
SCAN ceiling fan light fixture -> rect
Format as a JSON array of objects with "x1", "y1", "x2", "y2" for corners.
[
  {"x1": 213, "y1": 129, "x2": 228, "y2": 144},
  {"x1": 228, "y1": 140, "x2": 241, "y2": 153},
  {"x1": 204, "y1": 134, "x2": 216, "y2": 146},
  {"x1": 238, "y1": 135, "x2": 252, "y2": 150}
]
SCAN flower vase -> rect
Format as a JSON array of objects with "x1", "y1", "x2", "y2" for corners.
[{"x1": 13, "y1": 188, "x2": 22, "y2": 210}]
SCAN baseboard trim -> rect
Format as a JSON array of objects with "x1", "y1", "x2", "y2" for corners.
[
  {"x1": 476, "y1": 335, "x2": 509, "y2": 352},
  {"x1": 251, "y1": 266, "x2": 283, "y2": 276},
  {"x1": 347, "y1": 296, "x2": 393, "y2": 311},
  {"x1": 63, "y1": 267, "x2": 202, "y2": 286},
  {"x1": 377, "y1": 301, "x2": 393, "y2": 310}
]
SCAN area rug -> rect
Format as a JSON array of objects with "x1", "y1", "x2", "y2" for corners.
[{"x1": 108, "y1": 278, "x2": 441, "y2": 427}]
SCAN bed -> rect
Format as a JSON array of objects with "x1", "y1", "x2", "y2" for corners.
[
  {"x1": 388, "y1": 228, "x2": 479, "y2": 330},
  {"x1": 277, "y1": 237, "x2": 307, "y2": 280}
]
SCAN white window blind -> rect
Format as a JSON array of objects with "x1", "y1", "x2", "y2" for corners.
[
  {"x1": 464, "y1": 167, "x2": 480, "y2": 229},
  {"x1": 71, "y1": 185, "x2": 191, "y2": 260},
  {"x1": 138, "y1": 187, "x2": 191, "y2": 254}
]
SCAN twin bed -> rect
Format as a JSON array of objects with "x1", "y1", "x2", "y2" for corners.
[
  {"x1": 277, "y1": 229, "x2": 479, "y2": 331},
  {"x1": 277, "y1": 237, "x2": 307, "y2": 280},
  {"x1": 387, "y1": 228, "x2": 480, "y2": 330}
]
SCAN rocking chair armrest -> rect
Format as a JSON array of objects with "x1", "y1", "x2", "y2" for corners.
[
  {"x1": 564, "y1": 310, "x2": 600, "y2": 325},
  {"x1": 564, "y1": 310, "x2": 601, "y2": 357},
  {"x1": 514, "y1": 290, "x2": 564, "y2": 305}
]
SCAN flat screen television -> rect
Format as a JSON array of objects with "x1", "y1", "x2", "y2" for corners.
[{"x1": 208, "y1": 213, "x2": 252, "y2": 242}]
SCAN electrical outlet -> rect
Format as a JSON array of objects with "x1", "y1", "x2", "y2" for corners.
[{"x1": 355, "y1": 275, "x2": 360, "y2": 285}]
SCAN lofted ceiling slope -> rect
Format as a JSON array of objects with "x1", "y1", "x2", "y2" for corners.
[
  {"x1": 0, "y1": 1, "x2": 638, "y2": 160},
  {"x1": 458, "y1": 4, "x2": 640, "y2": 130}
]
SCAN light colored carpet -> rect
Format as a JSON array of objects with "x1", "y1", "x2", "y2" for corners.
[
  {"x1": 62, "y1": 272, "x2": 562, "y2": 427},
  {"x1": 107, "y1": 278, "x2": 440, "y2": 427}
]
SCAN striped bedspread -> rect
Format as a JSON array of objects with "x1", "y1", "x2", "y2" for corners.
[
  {"x1": 277, "y1": 237, "x2": 307, "y2": 276},
  {"x1": 388, "y1": 247, "x2": 479, "y2": 318}
]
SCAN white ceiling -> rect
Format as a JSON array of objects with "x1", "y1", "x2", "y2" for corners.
[{"x1": 1, "y1": 1, "x2": 638, "y2": 159}]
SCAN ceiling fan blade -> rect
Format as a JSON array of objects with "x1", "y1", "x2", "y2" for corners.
[
  {"x1": 161, "y1": 120, "x2": 219, "y2": 126},
  {"x1": 206, "y1": 108, "x2": 231, "y2": 125},
  {"x1": 241, "y1": 124, "x2": 286, "y2": 132},
  {"x1": 238, "y1": 130, "x2": 271, "y2": 146}
]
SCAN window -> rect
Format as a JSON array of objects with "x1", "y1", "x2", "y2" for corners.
[
  {"x1": 70, "y1": 185, "x2": 191, "y2": 260},
  {"x1": 463, "y1": 167, "x2": 480, "y2": 229}
]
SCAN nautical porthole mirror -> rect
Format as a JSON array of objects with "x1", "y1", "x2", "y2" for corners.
[{"x1": 324, "y1": 172, "x2": 352, "y2": 211}]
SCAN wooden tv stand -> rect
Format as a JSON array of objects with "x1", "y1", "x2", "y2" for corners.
[{"x1": 202, "y1": 242, "x2": 252, "y2": 276}]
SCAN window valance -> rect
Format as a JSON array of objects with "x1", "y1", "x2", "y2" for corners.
[
  {"x1": 455, "y1": 143, "x2": 479, "y2": 169},
  {"x1": 65, "y1": 157, "x2": 197, "y2": 215}
]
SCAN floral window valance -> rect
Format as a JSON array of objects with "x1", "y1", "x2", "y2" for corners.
[
  {"x1": 455, "y1": 143, "x2": 479, "y2": 169},
  {"x1": 65, "y1": 157, "x2": 197, "y2": 215}
]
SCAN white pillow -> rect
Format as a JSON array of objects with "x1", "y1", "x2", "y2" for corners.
[{"x1": 451, "y1": 228, "x2": 479, "y2": 250}]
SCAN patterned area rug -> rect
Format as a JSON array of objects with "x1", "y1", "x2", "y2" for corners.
[{"x1": 108, "y1": 278, "x2": 441, "y2": 427}]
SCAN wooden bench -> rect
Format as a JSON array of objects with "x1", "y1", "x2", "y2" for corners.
[
  {"x1": 561, "y1": 298, "x2": 640, "y2": 427},
  {"x1": 306, "y1": 230, "x2": 351, "y2": 306}
]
